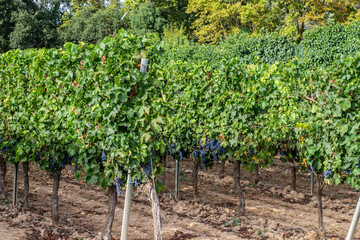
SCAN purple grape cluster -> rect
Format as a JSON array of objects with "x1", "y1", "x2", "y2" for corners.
[
  {"x1": 114, "y1": 176, "x2": 123, "y2": 196},
  {"x1": 324, "y1": 169, "x2": 332, "y2": 179},
  {"x1": 193, "y1": 139, "x2": 226, "y2": 169},
  {"x1": 134, "y1": 177, "x2": 141, "y2": 187},
  {"x1": 102, "y1": 151, "x2": 106, "y2": 161},
  {"x1": 247, "y1": 147, "x2": 254, "y2": 158},
  {"x1": 170, "y1": 142, "x2": 175, "y2": 155},
  {"x1": 74, "y1": 157, "x2": 78, "y2": 171}
]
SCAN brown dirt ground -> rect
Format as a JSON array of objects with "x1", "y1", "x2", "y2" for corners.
[{"x1": 0, "y1": 157, "x2": 359, "y2": 240}]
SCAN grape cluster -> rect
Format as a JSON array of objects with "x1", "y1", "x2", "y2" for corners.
[
  {"x1": 193, "y1": 139, "x2": 226, "y2": 168},
  {"x1": 102, "y1": 151, "x2": 106, "y2": 161},
  {"x1": 324, "y1": 169, "x2": 332, "y2": 179},
  {"x1": 170, "y1": 142, "x2": 175, "y2": 155},
  {"x1": 35, "y1": 152, "x2": 41, "y2": 162},
  {"x1": 74, "y1": 157, "x2": 79, "y2": 171},
  {"x1": 280, "y1": 149, "x2": 287, "y2": 157},
  {"x1": 344, "y1": 157, "x2": 360, "y2": 174},
  {"x1": 248, "y1": 147, "x2": 254, "y2": 158},
  {"x1": 1, "y1": 138, "x2": 18, "y2": 156},
  {"x1": 114, "y1": 175, "x2": 123, "y2": 196},
  {"x1": 141, "y1": 158, "x2": 152, "y2": 180},
  {"x1": 48, "y1": 154, "x2": 55, "y2": 170},
  {"x1": 178, "y1": 150, "x2": 184, "y2": 161},
  {"x1": 56, "y1": 154, "x2": 71, "y2": 168},
  {"x1": 134, "y1": 177, "x2": 141, "y2": 187},
  {"x1": 166, "y1": 141, "x2": 186, "y2": 161}
]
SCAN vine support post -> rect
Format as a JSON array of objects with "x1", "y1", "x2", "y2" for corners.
[
  {"x1": 148, "y1": 181, "x2": 163, "y2": 240},
  {"x1": 192, "y1": 160, "x2": 200, "y2": 202},
  {"x1": 13, "y1": 162, "x2": 19, "y2": 207},
  {"x1": 22, "y1": 161, "x2": 30, "y2": 208},
  {"x1": 291, "y1": 164, "x2": 296, "y2": 191},
  {"x1": 311, "y1": 171, "x2": 315, "y2": 196},
  {"x1": 253, "y1": 164, "x2": 260, "y2": 185},
  {"x1": 234, "y1": 160, "x2": 245, "y2": 215},
  {"x1": 346, "y1": 195, "x2": 360, "y2": 240},
  {"x1": 140, "y1": 58, "x2": 148, "y2": 73},
  {"x1": 0, "y1": 156, "x2": 7, "y2": 200},
  {"x1": 121, "y1": 172, "x2": 133, "y2": 240},
  {"x1": 175, "y1": 159, "x2": 180, "y2": 201}
]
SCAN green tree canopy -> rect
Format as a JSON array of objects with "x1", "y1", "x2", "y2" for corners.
[
  {"x1": 187, "y1": 0, "x2": 360, "y2": 44},
  {"x1": 0, "y1": 0, "x2": 18, "y2": 52},
  {"x1": 130, "y1": 2, "x2": 165, "y2": 35},
  {"x1": 4, "y1": 0, "x2": 67, "y2": 50},
  {"x1": 60, "y1": 4, "x2": 128, "y2": 44}
]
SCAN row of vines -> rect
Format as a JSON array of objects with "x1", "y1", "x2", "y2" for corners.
[
  {"x1": 162, "y1": 55, "x2": 360, "y2": 234},
  {"x1": 0, "y1": 31, "x2": 166, "y2": 239},
  {"x1": 0, "y1": 29, "x2": 360, "y2": 238}
]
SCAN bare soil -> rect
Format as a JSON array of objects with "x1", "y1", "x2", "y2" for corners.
[{"x1": 0, "y1": 157, "x2": 359, "y2": 240}]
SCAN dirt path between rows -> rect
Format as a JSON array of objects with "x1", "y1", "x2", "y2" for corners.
[{"x1": 0, "y1": 157, "x2": 359, "y2": 239}]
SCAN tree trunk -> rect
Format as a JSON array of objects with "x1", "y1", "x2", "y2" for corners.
[
  {"x1": 291, "y1": 165, "x2": 296, "y2": 191},
  {"x1": 51, "y1": 168, "x2": 61, "y2": 225},
  {"x1": 219, "y1": 161, "x2": 225, "y2": 179},
  {"x1": 316, "y1": 174, "x2": 326, "y2": 233},
  {"x1": 254, "y1": 164, "x2": 260, "y2": 185},
  {"x1": 0, "y1": 156, "x2": 7, "y2": 199},
  {"x1": 148, "y1": 182, "x2": 163, "y2": 240},
  {"x1": 22, "y1": 161, "x2": 29, "y2": 208},
  {"x1": 234, "y1": 160, "x2": 245, "y2": 215},
  {"x1": 102, "y1": 185, "x2": 117, "y2": 240},
  {"x1": 192, "y1": 160, "x2": 200, "y2": 201}
]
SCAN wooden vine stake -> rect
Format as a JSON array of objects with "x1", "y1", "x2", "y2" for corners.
[
  {"x1": 121, "y1": 58, "x2": 148, "y2": 240},
  {"x1": 121, "y1": 172, "x2": 133, "y2": 240},
  {"x1": 175, "y1": 159, "x2": 180, "y2": 201},
  {"x1": 0, "y1": 156, "x2": 7, "y2": 200},
  {"x1": 234, "y1": 159, "x2": 245, "y2": 215},
  {"x1": 346, "y1": 195, "x2": 360, "y2": 240},
  {"x1": 13, "y1": 162, "x2": 19, "y2": 206},
  {"x1": 192, "y1": 160, "x2": 200, "y2": 201},
  {"x1": 253, "y1": 164, "x2": 260, "y2": 185},
  {"x1": 311, "y1": 170, "x2": 315, "y2": 196},
  {"x1": 291, "y1": 164, "x2": 297, "y2": 191},
  {"x1": 22, "y1": 161, "x2": 30, "y2": 208},
  {"x1": 147, "y1": 181, "x2": 162, "y2": 240}
]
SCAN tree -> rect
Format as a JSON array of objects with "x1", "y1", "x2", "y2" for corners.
[
  {"x1": 186, "y1": 0, "x2": 360, "y2": 43},
  {"x1": 9, "y1": 0, "x2": 64, "y2": 49},
  {"x1": 0, "y1": 0, "x2": 18, "y2": 52},
  {"x1": 152, "y1": 0, "x2": 193, "y2": 31},
  {"x1": 237, "y1": 0, "x2": 281, "y2": 35},
  {"x1": 130, "y1": 2, "x2": 164, "y2": 35},
  {"x1": 186, "y1": 0, "x2": 243, "y2": 44},
  {"x1": 277, "y1": 0, "x2": 357, "y2": 41},
  {"x1": 60, "y1": 4, "x2": 128, "y2": 44}
]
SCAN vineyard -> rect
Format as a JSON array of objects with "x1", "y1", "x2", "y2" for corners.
[{"x1": 1, "y1": 27, "x2": 360, "y2": 239}]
